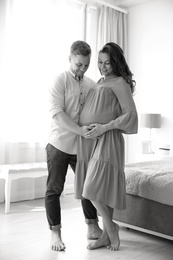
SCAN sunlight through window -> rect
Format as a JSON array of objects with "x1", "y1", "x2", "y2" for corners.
[{"x1": 2, "y1": 0, "x2": 87, "y2": 142}]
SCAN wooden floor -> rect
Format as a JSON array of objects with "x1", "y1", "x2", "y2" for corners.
[{"x1": 0, "y1": 195, "x2": 173, "y2": 260}]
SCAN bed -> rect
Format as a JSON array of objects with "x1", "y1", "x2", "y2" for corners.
[{"x1": 113, "y1": 157, "x2": 173, "y2": 240}]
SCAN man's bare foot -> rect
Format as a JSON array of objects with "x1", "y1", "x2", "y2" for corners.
[
  {"x1": 51, "y1": 229, "x2": 66, "y2": 251},
  {"x1": 107, "y1": 223, "x2": 120, "y2": 251},
  {"x1": 87, "y1": 223, "x2": 103, "y2": 240},
  {"x1": 87, "y1": 235, "x2": 110, "y2": 250}
]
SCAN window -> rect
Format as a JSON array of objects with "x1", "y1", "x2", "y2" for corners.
[{"x1": 1, "y1": 0, "x2": 97, "y2": 142}]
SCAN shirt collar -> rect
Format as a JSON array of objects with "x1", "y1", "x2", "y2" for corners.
[{"x1": 69, "y1": 69, "x2": 84, "y2": 82}]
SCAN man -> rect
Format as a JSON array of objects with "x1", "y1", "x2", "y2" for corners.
[{"x1": 45, "y1": 41, "x2": 102, "y2": 251}]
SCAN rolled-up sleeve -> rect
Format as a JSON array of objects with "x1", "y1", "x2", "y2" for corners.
[
  {"x1": 111, "y1": 81, "x2": 138, "y2": 134},
  {"x1": 49, "y1": 75, "x2": 65, "y2": 118}
]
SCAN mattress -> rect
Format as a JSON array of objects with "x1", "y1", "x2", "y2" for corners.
[{"x1": 125, "y1": 157, "x2": 173, "y2": 206}]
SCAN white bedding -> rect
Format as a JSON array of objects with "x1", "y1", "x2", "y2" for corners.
[{"x1": 125, "y1": 157, "x2": 173, "y2": 206}]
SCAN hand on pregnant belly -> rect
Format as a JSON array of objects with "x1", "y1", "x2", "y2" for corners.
[
  {"x1": 80, "y1": 125, "x2": 94, "y2": 137},
  {"x1": 85, "y1": 123, "x2": 106, "y2": 139}
]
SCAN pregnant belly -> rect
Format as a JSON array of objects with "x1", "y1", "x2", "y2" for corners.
[
  {"x1": 79, "y1": 87, "x2": 118, "y2": 126},
  {"x1": 79, "y1": 109, "x2": 115, "y2": 126}
]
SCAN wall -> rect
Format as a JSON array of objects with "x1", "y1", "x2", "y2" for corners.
[{"x1": 126, "y1": 0, "x2": 173, "y2": 162}]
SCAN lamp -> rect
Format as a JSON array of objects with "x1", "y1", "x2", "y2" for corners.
[{"x1": 140, "y1": 113, "x2": 161, "y2": 153}]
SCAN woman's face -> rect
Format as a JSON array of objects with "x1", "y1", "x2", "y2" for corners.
[{"x1": 98, "y1": 52, "x2": 114, "y2": 77}]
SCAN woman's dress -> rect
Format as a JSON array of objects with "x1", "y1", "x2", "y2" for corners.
[{"x1": 74, "y1": 77, "x2": 138, "y2": 210}]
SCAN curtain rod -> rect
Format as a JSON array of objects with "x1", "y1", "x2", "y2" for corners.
[
  {"x1": 93, "y1": 0, "x2": 128, "y2": 14},
  {"x1": 69, "y1": 0, "x2": 128, "y2": 14}
]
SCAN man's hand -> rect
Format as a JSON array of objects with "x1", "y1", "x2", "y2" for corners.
[
  {"x1": 80, "y1": 126, "x2": 94, "y2": 137},
  {"x1": 84, "y1": 123, "x2": 106, "y2": 139}
]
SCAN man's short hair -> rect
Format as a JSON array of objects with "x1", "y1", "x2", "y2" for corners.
[{"x1": 70, "y1": 41, "x2": 91, "y2": 56}]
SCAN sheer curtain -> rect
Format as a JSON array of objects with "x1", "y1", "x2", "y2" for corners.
[
  {"x1": 0, "y1": 0, "x2": 88, "y2": 202},
  {"x1": 85, "y1": 3, "x2": 127, "y2": 81},
  {"x1": 0, "y1": 0, "x2": 86, "y2": 164},
  {"x1": 96, "y1": 5, "x2": 127, "y2": 52}
]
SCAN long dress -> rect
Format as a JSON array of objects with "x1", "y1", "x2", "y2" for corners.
[{"x1": 74, "y1": 77, "x2": 138, "y2": 210}]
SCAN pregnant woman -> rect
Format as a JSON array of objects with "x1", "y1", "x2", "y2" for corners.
[{"x1": 75, "y1": 42, "x2": 138, "y2": 251}]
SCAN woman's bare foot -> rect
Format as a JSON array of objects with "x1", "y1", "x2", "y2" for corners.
[
  {"x1": 87, "y1": 235, "x2": 110, "y2": 250},
  {"x1": 51, "y1": 230, "x2": 66, "y2": 251},
  {"x1": 107, "y1": 223, "x2": 120, "y2": 251},
  {"x1": 87, "y1": 223, "x2": 103, "y2": 240}
]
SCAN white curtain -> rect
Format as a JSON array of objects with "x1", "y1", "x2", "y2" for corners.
[
  {"x1": 0, "y1": 0, "x2": 88, "y2": 202},
  {"x1": 0, "y1": 0, "x2": 86, "y2": 164},
  {"x1": 96, "y1": 5, "x2": 127, "y2": 55}
]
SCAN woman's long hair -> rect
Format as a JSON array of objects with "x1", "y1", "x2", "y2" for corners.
[{"x1": 99, "y1": 42, "x2": 136, "y2": 93}]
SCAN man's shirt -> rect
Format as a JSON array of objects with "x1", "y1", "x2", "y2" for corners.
[{"x1": 48, "y1": 70, "x2": 96, "y2": 154}]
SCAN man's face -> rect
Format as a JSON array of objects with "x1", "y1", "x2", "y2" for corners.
[{"x1": 69, "y1": 54, "x2": 90, "y2": 77}]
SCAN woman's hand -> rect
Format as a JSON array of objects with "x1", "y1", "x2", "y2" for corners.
[
  {"x1": 84, "y1": 123, "x2": 106, "y2": 139},
  {"x1": 80, "y1": 126, "x2": 93, "y2": 137}
]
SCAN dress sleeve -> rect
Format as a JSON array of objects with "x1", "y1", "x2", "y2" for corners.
[
  {"x1": 49, "y1": 74, "x2": 65, "y2": 118},
  {"x1": 111, "y1": 79, "x2": 138, "y2": 134}
]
